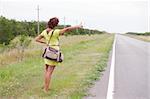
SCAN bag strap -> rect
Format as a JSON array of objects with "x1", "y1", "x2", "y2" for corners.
[{"x1": 47, "y1": 30, "x2": 55, "y2": 45}]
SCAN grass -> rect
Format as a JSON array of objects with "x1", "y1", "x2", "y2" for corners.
[
  {"x1": 125, "y1": 34, "x2": 150, "y2": 42},
  {"x1": 0, "y1": 34, "x2": 114, "y2": 99}
]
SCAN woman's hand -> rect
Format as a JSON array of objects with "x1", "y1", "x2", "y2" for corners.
[{"x1": 78, "y1": 22, "x2": 83, "y2": 28}]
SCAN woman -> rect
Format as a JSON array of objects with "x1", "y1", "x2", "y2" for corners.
[{"x1": 35, "y1": 17, "x2": 82, "y2": 92}]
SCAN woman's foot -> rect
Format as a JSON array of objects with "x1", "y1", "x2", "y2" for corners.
[
  {"x1": 43, "y1": 89, "x2": 48, "y2": 93},
  {"x1": 42, "y1": 86, "x2": 50, "y2": 90},
  {"x1": 41, "y1": 86, "x2": 44, "y2": 89}
]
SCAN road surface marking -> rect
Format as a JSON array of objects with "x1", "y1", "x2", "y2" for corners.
[{"x1": 106, "y1": 35, "x2": 116, "y2": 99}]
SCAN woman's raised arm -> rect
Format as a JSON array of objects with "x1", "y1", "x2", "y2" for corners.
[{"x1": 59, "y1": 23, "x2": 83, "y2": 35}]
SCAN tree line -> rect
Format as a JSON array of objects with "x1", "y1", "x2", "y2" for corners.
[
  {"x1": 0, "y1": 16, "x2": 105, "y2": 45},
  {"x1": 126, "y1": 32, "x2": 150, "y2": 36}
]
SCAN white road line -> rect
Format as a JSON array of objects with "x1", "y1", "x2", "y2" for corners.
[{"x1": 106, "y1": 34, "x2": 116, "y2": 99}]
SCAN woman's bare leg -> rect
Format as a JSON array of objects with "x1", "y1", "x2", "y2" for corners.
[
  {"x1": 44, "y1": 64, "x2": 55, "y2": 92},
  {"x1": 43, "y1": 65, "x2": 48, "y2": 89}
]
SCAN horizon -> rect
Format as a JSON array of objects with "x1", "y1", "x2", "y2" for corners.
[{"x1": 0, "y1": 15, "x2": 148, "y2": 34}]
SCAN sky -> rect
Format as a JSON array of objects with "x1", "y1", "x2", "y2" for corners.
[{"x1": 0, "y1": 0, "x2": 149, "y2": 33}]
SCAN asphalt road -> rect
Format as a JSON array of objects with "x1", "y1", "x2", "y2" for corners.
[
  {"x1": 114, "y1": 35, "x2": 149, "y2": 99},
  {"x1": 85, "y1": 34, "x2": 150, "y2": 99}
]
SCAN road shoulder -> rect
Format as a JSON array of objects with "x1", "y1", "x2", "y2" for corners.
[{"x1": 84, "y1": 51, "x2": 112, "y2": 99}]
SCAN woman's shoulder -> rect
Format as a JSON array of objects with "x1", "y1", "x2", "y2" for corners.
[
  {"x1": 53, "y1": 29, "x2": 60, "y2": 37},
  {"x1": 40, "y1": 29, "x2": 47, "y2": 36},
  {"x1": 54, "y1": 29, "x2": 60, "y2": 31},
  {"x1": 54, "y1": 29, "x2": 61, "y2": 34}
]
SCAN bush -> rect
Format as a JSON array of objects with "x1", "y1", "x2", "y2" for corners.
[{"x1": 9, "y1": 35, "x2": 32, "y2": 60}]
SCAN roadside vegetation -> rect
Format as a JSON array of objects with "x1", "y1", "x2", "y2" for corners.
[
  {"x1": 0, "y1": 16, "x2": 106, "y2": 45},
  {"x1": 0, "y1": 34, "x2": 114, "y2": 99},
  {"x1": 126, "y1": 32, "x2": 150, "y2": 42}
]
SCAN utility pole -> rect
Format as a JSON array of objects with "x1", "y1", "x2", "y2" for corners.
[
  {"x1": 89, "y1": 29, "x2": 91, "y2": 34},
  {"x1": 0, "y1": 0, "x2": 2, "y2": 16},
  {"x1": 37, "y1": 5, "x2": 40, "y2": 35},
  {"x1": 148, "y1": 0, "x2": 150, "y2": 32},
  {"x1": 64, "y1": 16, "x2": 66, "y2": 28}
]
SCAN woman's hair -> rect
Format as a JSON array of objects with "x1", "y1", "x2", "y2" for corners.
[{"x1": 47, "y1": 17, "x2": 59, "y2": 29}]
